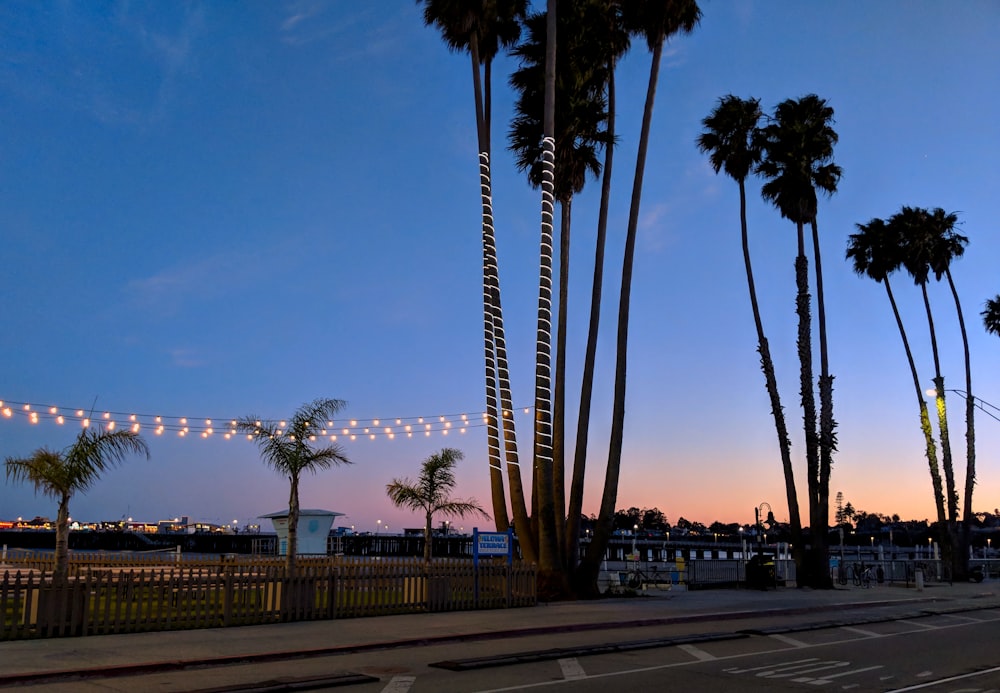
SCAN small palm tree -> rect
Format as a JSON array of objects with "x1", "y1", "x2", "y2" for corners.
[
  {"x1": 984, "y1": 295, "x2": 1000, "y2": 336},
  {"x1": 236, "y1": 399, "x2": 350, "y2": 576},
  {"x1": 5, "y1": 427, "x2": 149, "y2": 582},
  {"x1": 386, "y1": 448, "x2": 488, "y2": 562}
]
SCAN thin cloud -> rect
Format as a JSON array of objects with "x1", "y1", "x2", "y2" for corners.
[
  {"x1": 126, "y1": 248, "x2": 276, "y2": 315},
  {"x1": 169, "y1": 347, "x2": 206, "y2": 369},
  {"x1": 638, "y1": 202, "x2": 678, "y2": 254}
]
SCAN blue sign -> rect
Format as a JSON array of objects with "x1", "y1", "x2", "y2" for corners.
[
  {"x1": 477, "y1": 531, "x2": 510, "y2": 556},
  {"x1": 472, "y1": 528, "x2": 514, "y2": 567}
]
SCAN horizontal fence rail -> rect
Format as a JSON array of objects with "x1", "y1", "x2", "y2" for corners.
[{"x1": 0, "y1": 556, "x2": 536, "y2": 641}]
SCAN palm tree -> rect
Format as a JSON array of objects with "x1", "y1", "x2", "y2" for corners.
[
  {"x1": 5, "y1": 427, "x2": 149, "y2": 582},
  {"x1": 697, "y1": 94, "x2": 804, "y2": 564},
  {"x1": 755, "y1": 94, "x2": 841, "y2": 587},
  {"x1": 923, "y1": 208, "x2": 975, "y2": 577},
  {"x1": 419, "y1": 0, "x2": 528, "y2": 544},
  {"x1": 984, "y1": 295, "x2": 1000, "y2": 336},
  {"x1": 566, "y1": 0, "x2": 630, "y2": 581},
  {"x1": 525, "y1": 0, "x2": 560, "y2": 583},
  {"x1": 896, "y1": 206, "x2": 961, "y2": 523},
  {"x1": 386, "y1": 448, "x2": 489, "y2": 562},
  {"x1": 236, "y1": 399, "x2": 350, "y2": 576},
  {"x1": 508, "y1": 0, "x2": 611, "y2": 570},
  {"x1": 585, "y1": 0, "x2": 701, "y2": 583},
  {"x1": 847, "y1": 217, "x2": 945, "y2": 528}
]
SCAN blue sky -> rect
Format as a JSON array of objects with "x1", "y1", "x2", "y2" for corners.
[{"x1": 1, "y1": 1, "x2": 998, "y2": 533}]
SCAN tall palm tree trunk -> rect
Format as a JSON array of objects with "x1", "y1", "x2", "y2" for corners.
[
  {"x1": 741, "y1": 181, "x2": 802, "y2": 558},
  {"x1": 467, "y1": 35, "x2": 510, "y2": 532},
  {"x1": 946, "y1": 267, "x2": 975, "y2": 578},
  {"x1": 533, "y1": 0, "x2": 560, "y2": 581},
  {"x1": 552, "y1": 199, "x2": 572, "y2": 567},
  {"x1": 885, "y1": 278, "x2": 946, "y2": 525},
  {"x1": 567, "y1": 69, "x2": 616, "y2": 577},
  {"x1": 921, "y1": 282, "x2": 957, "y2": 521},
  {"x1": 533, "y1": 135, "x2": 559, "y2": 575},
  {"x1": 479, "y1": 153, "x2": 509, "y2": 531},
  {"x1": 810, "y1": 219, "x2": 834, "y2": 585},
  {"x1": 586, "y1": 36, "x2": 663, "y2": 579},
  {"x1": 793, "y1": 221, "x2": 821, "y2": 585}
]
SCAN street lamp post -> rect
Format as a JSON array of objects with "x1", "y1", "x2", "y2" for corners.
[
  {"x1": 926, "y1": 388, "x2": 1000, "y2": 424},
  {"x1": 755, "y1": 502, "x2": 774, "y2": 554}
]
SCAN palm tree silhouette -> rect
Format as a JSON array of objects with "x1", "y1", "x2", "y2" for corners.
[
  {"x1": 386, "y1": 448, "x2": 488, "y2": 562},
  {"x1": 419, "y1": 0, "x2": 528, "y2": 540},
  {"x1": 923, "y1": 208, "x2": 975, "y2": 550},
  {"x1": 236, "y1": 399, "x2": 350, "y2": 576},
  {"x1": 508, "y1": 1, "x2": 611, "y2": 570},
  {"x1": 697, "y1": 94, "x2": 803, "y2": 562},
  {"x1": 5, "y1": 427, "x2": 149, "y2": 582},
  {"x1": 756, "y1": 94, "x2": 841, "y2": 587},
  {"x1": 847, "y1": 217, "x2": 945, "y2": 527},
  {"x1": 565, "y1": 0, "x2": 631, "y2": 584},
  {"x1": 587, "y1": 0, "x2": 701, "y2": 585},
  {"x1": 896, "y1": 206, "x2": 965, "y2": 523},
  {"x1": 984, "y1": 295, "x2": 1000, "y2": 336}
]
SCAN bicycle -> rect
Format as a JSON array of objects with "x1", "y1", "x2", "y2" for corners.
[{"x1": 860, "y1": 566, "x2": 873, "y2": 588}]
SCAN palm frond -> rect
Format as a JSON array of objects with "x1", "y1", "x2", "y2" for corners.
[{"x1": 983, "y1": 295, "x2": 1000, "y2": 336}]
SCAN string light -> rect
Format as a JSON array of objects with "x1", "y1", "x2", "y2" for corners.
[{"x1": 0, "y1": 397, "x2": 534, "y2": 444}]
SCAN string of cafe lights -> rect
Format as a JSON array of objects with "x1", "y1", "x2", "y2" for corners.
[{"x1": 0, "y1": 398, "x2": 535, "y2": 443}]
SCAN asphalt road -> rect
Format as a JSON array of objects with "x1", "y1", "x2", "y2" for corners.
[{"x1": 15, "y1": 600, "x2": 1000, "y2": 692}]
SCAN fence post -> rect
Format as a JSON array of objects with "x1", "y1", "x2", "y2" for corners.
[{"x1": 223, "y1": 572, "x2": 234, "y2": 627}]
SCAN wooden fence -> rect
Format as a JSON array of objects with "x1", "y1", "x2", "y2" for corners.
[{"x1": 0, "y1": 555, "x2": 536, "y2": 641}]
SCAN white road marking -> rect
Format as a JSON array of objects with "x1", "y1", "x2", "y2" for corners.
[
  {"x1": 840, "y1": 625, "x2": 882, "y2": 637},
  {"x1": 678, "y1": 644, "x2": 716, "y2": 661},
  {"x1": 474, "y1": 613, "x2": 1000, "y2": 692},
  {"x1": 559, "y1": 658, "x2": 586, "y2": 680},
  {"x1": 725, "y1": 658, "x2": 819, "y2": 674},
  {"x1": 769, "y1": 661, "x2": 849, "y2": 678},
  {"x1": 809, "y1": 665, "x2": 884, "y2": 684},
  {"x1": 381, "y1": 675, "x2": 416, "y2": 693},
  {"x1": 886, "y1": 665, "x2": 1000, "y2": 691},
  {"x1": 897, "y1": 619, "x2": 938, "y2": 630},
  {"x1": 756, "y1": 660, "x2": 839, "y2": 677},
  {"x1": 769, "y1": 633, "x2": 811, "y2": 647}
]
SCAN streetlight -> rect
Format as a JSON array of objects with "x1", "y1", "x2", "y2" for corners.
[
  {"x1": 755, "y1": 502, "x2": 775, "y2": 553},
  {"x1": 926, "y1": 388, "x2": 1000, "y2": 424},
  {"x1": 376, "y1": 519, "x2": 382, "y2": 536}
]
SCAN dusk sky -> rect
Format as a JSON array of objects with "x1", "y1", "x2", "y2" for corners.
[{"x1": 2, "y1": 1, "x2": 997, "y2": 535}]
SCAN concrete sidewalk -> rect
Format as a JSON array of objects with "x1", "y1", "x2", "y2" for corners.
[{"x1": 0, "y1": 581, "x2": 997, "y2": 687}]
